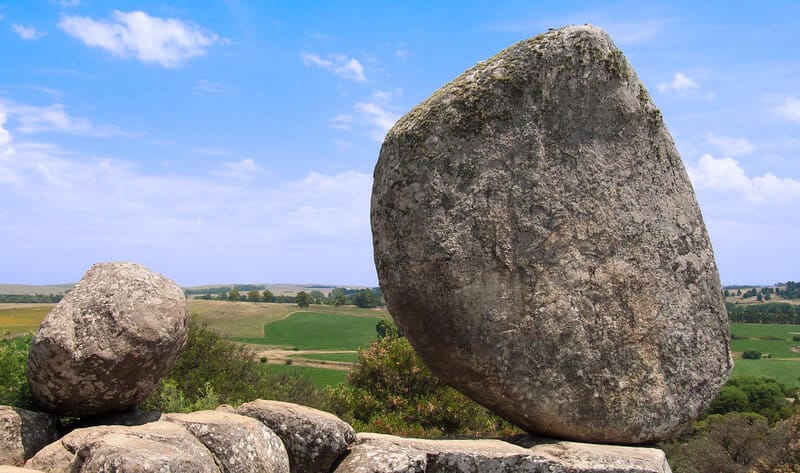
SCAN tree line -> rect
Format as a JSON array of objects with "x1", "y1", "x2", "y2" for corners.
[
  {"x1": 194, "y1": 287, "x2": 385, "y2": 309},
  {"x1": 726, "y1": 302, "x2": 800, "y2": 324},
  {"x1": 0, "y1": 294, "x2": 64, "y2": 303}
]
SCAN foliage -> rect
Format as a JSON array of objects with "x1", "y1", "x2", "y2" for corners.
[
  {"x1": 664, "y1": 412, "x2": 791, "y2": 473},
  {"x1": 246, "y1": 290, "x2": 260, "y2": 302},
  {"x1": 706, "y1": 376, "x2": 795, "y2": 424},
  {"x1": 727, "y1": 303, "x2": 800, "y2": 324},
  {"x1": 296, "y1": 291, "x2": 313, "y2": 308},
  {"x1": 324, "y1": 334, "x2": 519, "y2": 438},
  {"x1": 262, "y1": 289, "x2": 274, "y2": 302},
  {"x1": 0, "y1": 335, "x2": 34, "y2": 409},
  {"x1": 743, "y1": 349, "x2": 763, "y2": 360},
  {"x1": 353, "y1": 290, "x2": 377, "y2": 308},
  {"x1": 142, "y1": 316, "x2": 322, "y2": 411},
  {"x1": 376, "y1": 319, "x2": 402, "y2": 338},
  {"x1": 228, "y1": 288, "x2": 240, "y2": 302},
  {"x1": 0, "y1": 294, "x2": 63, "y2": 303}
]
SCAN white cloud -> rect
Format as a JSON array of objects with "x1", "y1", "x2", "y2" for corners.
[
  {"x1": 213, "y1": 158, "x2": 260, "y2": 180},
  {"x1": 13, "y1": 23, "x2": 43, "y2": 40},
  {"x1": 60, "y1": 0, "x2": 80, "y2": 5},
  {"x1": 0, "y1": 100, "x2": 124, "y2": 136},
  {"x1": 774, "y1": 96, "x2": 800, "y2": 123},
  {"x1": 329, "y1": 114, "x2": 353, "y2": 131},
  {"x1": 194, "y1": 79, "x2": 235, "y2": 94},
  {"x1": 396, "y1": 44, "x2": 409, "y2": 60},
  {"x1": 354, "y1": 91, "x2": 401, "y2": 141},
  {"x1": 706, "y1": 133, "x2": 754, "y2": 157},
  {"x1": 58, "y1": 10, "x2": 219, "y2": 68},
  {"x1": 0, "y1": 113, "x2": 11, "y2": 148},
  {"x1": 301, "y1": 52, "x2": 367, "y2": 82},
  {"x1": 689, "y1": 153, "x2": 800, "y2": 204},
  {"x1": 657, "y1": 72, "x2": 699, "y2": 94}
]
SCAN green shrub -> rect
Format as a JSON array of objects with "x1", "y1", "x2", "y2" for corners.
[
  {"x1": 706, "y1": 375, "x2": 795, "y2": 424},
  {"x1": 792, "y1": 335, "x2": 800, "y2": 342},
  {"x1": 142, "y1": 316, "x2": 323, "y2": 411},
  {"x1": 742, "y1": 349, "x2": 763, "y2": 359},
  {"x1": 324, "y1": 334, "x2": 519, "y2": 438},
  {"x1": 0, "y1": 335, "x2": 34, "y2": 409}
]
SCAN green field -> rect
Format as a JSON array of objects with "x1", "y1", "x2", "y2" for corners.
[
  {"x1": 729, "y1": 323, "x2": 800, "y2": 387},
  {"x1": 289, "y1": 352, "x2": 360, "y2": 363},
  {"x1": 256, "y1": 363, "x2": 348, "y2": 388},
  {"x1": 730, "y1": 323, "x2": 800, "y2": 358},
  {"x1": 239, "y1": 312, "x2": 386, "y2": 350}
]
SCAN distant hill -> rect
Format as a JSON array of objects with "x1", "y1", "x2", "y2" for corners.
[{"x1": 0, "y1": 283, "x2": 74, "y2": 295}]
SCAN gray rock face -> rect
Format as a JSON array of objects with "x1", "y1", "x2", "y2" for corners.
[
  {"x1": 236, "y1": 400, "x2": 355, "y2": 473},
  {"x1": 162, "y1": 410, "x2": 290, "y2": 473},
  {"x1": 26, "y1": 421, "x2": 220, "y2": 473},
  {"x1": 334, "y1": 433, "x2": 671, "y2": 473},
  {"x1": 27, "y1": 262, "x2": 187, "y2": 417},
  {"x1": 0, "y1": 406, "x2": 58, "y2": 466},
  {"x1": 371, "y1": 24, "x2": 731, "y2": 443}
]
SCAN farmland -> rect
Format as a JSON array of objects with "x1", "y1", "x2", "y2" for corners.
[{"x1": 729, "y1": 322, "x2": 800, "y2": 387}]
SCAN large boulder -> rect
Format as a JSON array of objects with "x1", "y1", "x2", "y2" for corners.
[
  {"x1": 371, "y1": 24, "x2": 731, "y2": 443},
  {"x1": 162, "y1": 410, "x2": 290, "y2": 473},
  {"x1": 334, "y1": 433, "x2": 671, "y2": 473},
  {"x1": 27, "y1": 262, "x2": 187, "y2": 417},
  {"x1": 236, "y1": 400, "x2": 355, "y2": 473},
  {"x1": 0, "y1": 406, "x2": 58, "y2": 466}
]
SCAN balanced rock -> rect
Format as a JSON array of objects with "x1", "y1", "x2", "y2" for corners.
[
  {"x1": 27, "y1": 262, "x2": 187, "y2": 417},
  {"x1": 371, "y1": 24, "x2": 731, "y2": 443}
]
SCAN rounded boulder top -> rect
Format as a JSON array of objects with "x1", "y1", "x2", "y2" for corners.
[
  {"x1": 371, "y1": 24, "x2": 731, "y2": 444},
  {"x1": 27, "y1": 262, "x2": 187, "y2": 417}
]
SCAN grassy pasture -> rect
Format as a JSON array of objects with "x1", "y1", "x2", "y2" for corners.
[
  {"x1": 731, "y1": 359, "x2": 800, "y2": 387},
  {"x1": 729, "y1": 323, "x2": 800, "y2": 359},
  {"x1": 0, "y1": 305, "x2": 51, "y2": 337},
  {"x1": 256, "y1": 363, "x2": 348, "y2": 388},
  {"x1": 239, "y1": 312, "x2": 387, "y2": 350}
]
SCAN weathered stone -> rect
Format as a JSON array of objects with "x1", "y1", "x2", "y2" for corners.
[
  {"x1": 371, "y1": 24, "x2": 731, "y2": 444},
  {"x1": 0, "y1": 406, "x2": 58, "y2": 466},
  {"x1": 236, "y1": 400, "x2": 355, "y2": 473},
  {"x1": 334, "y1": 433, "x2": 671, "y2": 473},
  {"x1": 162, "y1": 410, "x2": 290, "y2": 473},
  {"x1": 27, "y1": 421, "x2": 220, "y2": 473},
  {"x1": 27, "y1": 262, "x2": 187, "y2": 417},
  {"x1": 0, "y1": 466, "x2": 46, "y2": 473}
]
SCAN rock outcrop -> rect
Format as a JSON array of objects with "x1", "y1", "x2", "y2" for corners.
[
  {"x1": 236, "y1": 400, "x2": 356, "y2": 473},
  {"x1": 334, "y1": 433, "x2": 672, "y2": 473},
  {"x1": 371, "y1": 24, "x2": 731, "y2": 443},
  {"x1": 0, "y1": 406, "x2": 58, "y2": 466},
  {"x1": 27, "y1": 262, "x2": 187, "y2": 417},
  {"x1": 162, "y1": 410, "x2": 290, "y2": 473}
]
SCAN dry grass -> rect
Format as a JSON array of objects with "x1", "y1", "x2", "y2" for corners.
[{"x1": 0, "y1": 306, "x2": 51, "y2": 337}]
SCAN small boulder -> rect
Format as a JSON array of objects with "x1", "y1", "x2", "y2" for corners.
[
  {"x1": 27, "y1": 262, "x2": 187, "y2": 417},
  {"x1": 371, "y1": 24, "x2": 731, "y2": 443},
  {"x1": 162, "y1": 410, "x2": 290, "y2": 473},
  {"x1": 236, "y1": 400, "x2": 355, "y2": 473},
  {"x1": 0, "y1": 406, "x2": 58, "y2": 466},
  {"x1": 27, "y1": 421, "x2": 220, "y2": 473}
]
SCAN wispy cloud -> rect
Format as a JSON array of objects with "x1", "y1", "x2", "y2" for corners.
[
  {"x1": 706, "y1": 133, "x2": 754, "y2": 157},
  {"x1": 774, "y1": 96, "x2": 800, "y2": 123},
  {"x1": 0, "y1": 99, "x2": 129, "y2": 137},
  {"x1": 657, "y1": 72, "x2": 699, "y2": 94},
  {"x1": 354, "y1": 91, "x2": 401, "y2": 141},
  {"x1": 58, "y1": 10, "x2": 220, "y2": 68},
  {"x1": 329, "y1": 114, "x2": 353, "y2": 131},
  {"x1": 212, "y1": 158, "x2": 260, "y2": 180},
  {"x1": 301, "y1": 52, "x2": 367, "y2": 82},
  {"x1": 194, "y1": 79, "x2": 235, "y2": 94},
  {"x1": 688, "y1": 153, "x2": 800, "y2": 204},
  {"x1": 12, "y1": 23, "x2": 44, "y2": 40}
]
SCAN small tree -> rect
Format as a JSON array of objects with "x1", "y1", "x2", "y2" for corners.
[
  {"x1": 262, "y1": 289, "x2": 274, "y2": 303},
  {"x1": 354, "y1": 290, "x2": 377, "y2": 308},
  {"x1": 296, "y1": 291, "x2": 313, "y2": 308},
  {"x1": 247, "y1": 290, "x2": 260, "y2": 303},
  {"x1": 742, "y1": 349, "x2": 762, "y2": 360},
  {"x1": 228, "y1": 288, "x2": 240, "y2": 302}
]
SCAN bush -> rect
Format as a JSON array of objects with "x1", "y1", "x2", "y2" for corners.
[
  {"x1": 706, "y1": 375, "x2": 795, "y2": 424},
  {"x1": 792, "y1": 335, "x2": 800, "y2": 342},
  {"x1": 743, "y1": 349, "x2": 763, "y2": 359},
  {"x1": 324, "y1": 334, "x2": 519, "y2": 438},
  {"x1": 0, "y1": 335, "x2": 34, "y2": 409},
  {"x1": 142, "y1": 316, "x2": 323, "y2": 411}
]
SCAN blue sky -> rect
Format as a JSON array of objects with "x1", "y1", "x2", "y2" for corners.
[{"x1": 1, "y1": 1, "x2": 798, "y2": 287}]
